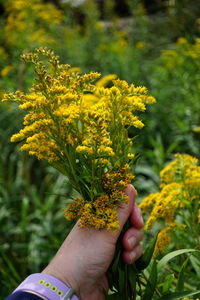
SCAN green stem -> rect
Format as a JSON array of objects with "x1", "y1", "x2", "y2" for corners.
[
  {"x1": 63, "y1": 147, "x2": 85, "y2": 199},
  {"x1": 137, "y1": 274, "x2": 143, "y2": 299},
  {"x1": 141, "y1": 272, "x2": 162, "y2": 297}
]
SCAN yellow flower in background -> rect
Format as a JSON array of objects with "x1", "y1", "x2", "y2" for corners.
[
  {"x1": 193, "y1": 126, "x2": 200, "y2": 133},
  {"x1": 161, "y1": 37, "x2": 200, "y2": 69},
  {"x1": 94, "y1": 21, "x2": 104, "y2": 31},
  {"x1": 96, "y1": 74, "x2": 117, "y2": 87},
  {"x1": 4, "y1": 0, "x2": 63, "y2": 47},
  {"x1": 1, "y1": 65, "x2": 13, "y2": 77},
  {"x1": 155, "y1": 224, "x2": 174, "y2": 254},
  {"x1": 177, "y1": 37, "x2": 187, "y2": 44},
  {"x1": 196, "y1": 18, "x2": 200, "y2": 25},
  {"x1": 0, "y1": 47, "x2": 8, "y2": 61},
  {"x1": 135, "y1": 41, "x2": 146, "y2": 49},
  {"x1": 7, "y1": 0, "x2": 30, "y2": 10},
  {"x1": 98, "y1": 44, "x2": 108, "y2": 52},
  {"x1": 118, "y1": 39, "x2": 128, "y2": 48},
  {"x1": 67, "y1": 67, "x2": 81, "y2": 74},
  {"x1": 140, "y1": 154, "x2": 200, "y2": 251},
  {"x1": 182, "y1": 298, "x2": 199, "y2": 300}
]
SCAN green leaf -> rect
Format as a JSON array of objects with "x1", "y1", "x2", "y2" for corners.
[
  {"x1": 190, "y1": 255, "x2": 200, "y2": 278},
  {"x1": 176, "y1": 256, "x2": 189, "y2": 292},
  {"x1": 0, "y1": 265, "x2": 19, "y2": 288},
  {"x1": 166, "y1": 141, "x2": 180, "y2": 156},
  {"x1": 128, "y1": 265, "x2": 136, "y2": 284},
  {"x1": 112, "y1": 250, "x2": 121, "y2": 273},
  {"x1": 0, "y1": 249, "x2": 21, "y2": 282},
  {"x1": 118, "y1": 267, "x2": 125, "y2": 295},
  {"x1": 106, "y1": 271, "x2": 115, "y2": 292},
  {"x1": 135, "y1": 233, "x2": 158, "y2": 271},
  {"x1": 128, "y1": 264, "x2": 137, "y2": 299},
  {"x1": 162, "y1": 274, "x2": 175, "y2": 294},
  {"x1": 106, "y1": 292, "x2": 121, "y2": 300},
  {"x1": 107, "y1": 251, "x2": 121, "y2": 292},
  {"x1": 158, "y1": 290, "x2": 200, "y2": 300},
  {"x1": 51, "y1": 161, "x2": 68, "y2": 176},
  {"x1": 157, "y1": 249, "x2": 200, "y2": 272},
  {"x1": 143, "y1": 261, "x2": 157, "y2": 300}
]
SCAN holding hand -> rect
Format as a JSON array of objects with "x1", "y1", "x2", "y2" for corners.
[{"x1": 43, "y1": 185, "x2": 144, "y2": 300}]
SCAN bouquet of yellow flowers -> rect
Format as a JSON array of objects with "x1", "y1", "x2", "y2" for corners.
[{"x1": 3, "y1": 48, "x2": 156, "y2": 299}]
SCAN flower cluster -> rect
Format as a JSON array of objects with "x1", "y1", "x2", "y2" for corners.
[
  {"x1": 4, "y1": 0, "x2": 63, "y2": 47},
  {"x1": 3, "y1": 48, "x2": 155, "y2": 231},
  {"x1": 140, "y1": 154, "x2": 200, "y2": 251},
  {"x1": 65, "y1": 165, "x2": 133, "y2": 231},
  {"x1": 161, "y1": 37, "x2": 200, "y2": 69}
]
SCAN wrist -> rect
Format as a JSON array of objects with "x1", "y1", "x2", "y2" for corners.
[
  {"x1": 42, "y1": 269, "x2": 105, "y2": 300},
  {"x1": 13, "y1": 273, "x2": 79, "y2": 300},
  {"x1": 42, "y1": 267, "x2": 81, "y2": 298}
]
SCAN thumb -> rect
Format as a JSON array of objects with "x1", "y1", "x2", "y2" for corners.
[{"x1": 117, "y1": 184, "x2": 136, "y2": 231}]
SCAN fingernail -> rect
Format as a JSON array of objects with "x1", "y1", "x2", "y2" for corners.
[
  {"x1": 130, "y1": 251, "x2": 136, "y2": 262},
  {"x1": 136, "y1": 205, "x2": 144, "y2": 226},
  {"x1": 125, "y1": 185, "x2": 135, "y2": 200},
  {"x1": 139, "y1": 211, "x2": 144, "y2": 226},
  {"x1": 128, "y1": 236, "x2": 136, "y2": 248},
  {"x1": 125, "y1": 185, "x2": 132, "y2": 197}
]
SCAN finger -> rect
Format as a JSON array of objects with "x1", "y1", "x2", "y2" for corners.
[
  {"x1": 117, "y1": 184, "x2": 136, "y2": 231},
  {"x1": 122, "y1": 244, "x2": 143, "y2": 264},
  {"x1": 130, "y1": 204, "x2": 144, "y2": 229},
  {"x1": 122, "y1": 227, "x2": 143, "y2": 251}
]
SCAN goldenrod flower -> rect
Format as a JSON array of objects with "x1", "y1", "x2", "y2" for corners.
[
  {"x1": 140, "y1": 154, "x2": 200, "y2": 251},
  {"x1": 3, "y1": 48, "x2": 155, "y2": 231},
  {"x1": 96, "y1": 74, "x2": 117, "y2": 87}
]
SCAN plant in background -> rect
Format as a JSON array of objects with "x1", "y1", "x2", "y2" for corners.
[
  {"x1": 140, "y1": 153, "x2": 200, "y2": 251},
  {"x1": 148, "y1": 37, "x2": 200, "y2": 158},
  {"x1": 0, "y1": 0, "x2": 63, "y2": 91},
  {"x1": 139, "y1": 154, "x2": 200, "y2": 298},
  {"x1": 3, "y1": 48, "x2": 156, "y2": 299},
  {"x1": 4, "y1": 0, "x2": 63, "y2": 48}
]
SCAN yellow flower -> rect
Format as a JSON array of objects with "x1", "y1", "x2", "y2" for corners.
[
  {"x1": 97, "y1": 146, "x2": 115, "y2": 157},
  {"x1": 3, "y1": 48, "x2": 155, "y2": 231},
  {"x1": 128, "y1": 153, "x2": 134, "y2": 159},
  {"x1": 176, "y1": 37, "x2": 187, "y2": 44},
  {"x1": 1, "y1": 65, "x2": 13, "y2": 77},
  {"x1": 82, "y1": 94, "x2": 99, "y2": 107},
  {"x1": 4, "y1": 0, "x2": 63, "y2": 47},
  {"x1": 76, "y1": 145, "x2": 94, "y2": 155},
  {"x1": 155, "y1": 227, "x2": 171, "y2": 254},
  {"x1": 96, "y1": 74, "x2": 117, "y2": 88},
  {"x1": 193, "y1": 126, "x2": 200, "y2": 133},
  {"x1": 155, "y1": 222, "x2": 177, "y2": 254},
  {"x1": 182, "y1": 298, "x2": 200, "y2": 300},
  {"x1": 135, "y1": 41, "x2": 146, "y2": 49},
  {"x1": 140, "y1": 154, "x2": 200, "y2": 237}
]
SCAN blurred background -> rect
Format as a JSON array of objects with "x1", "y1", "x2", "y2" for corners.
[{"x1": 0, "y1": 0, "x2": 199, "y2": 297}]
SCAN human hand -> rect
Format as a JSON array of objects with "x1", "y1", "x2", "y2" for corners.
[{"x1": 42, "y1": 185, "x2": 143, "y2": 300}]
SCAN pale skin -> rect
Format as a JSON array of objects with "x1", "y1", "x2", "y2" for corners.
[{"x1": 43, "y1": 185, "x2": 144, "y2": 300}]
